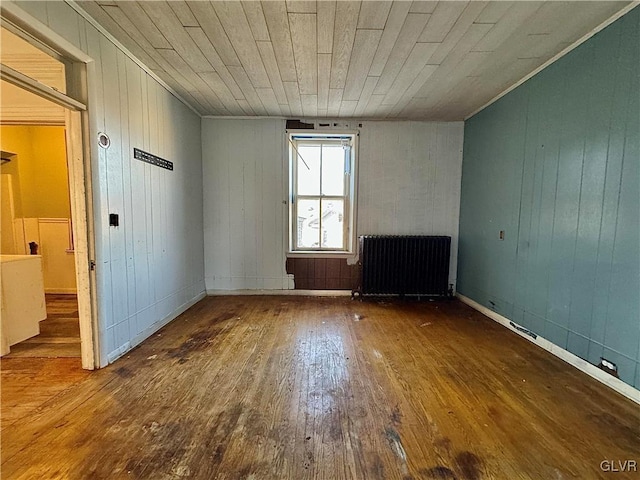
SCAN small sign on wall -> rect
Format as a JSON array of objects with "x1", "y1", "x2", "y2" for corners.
[{"x1": 134, "y1": 148, "x2": 173, "y2": 171}]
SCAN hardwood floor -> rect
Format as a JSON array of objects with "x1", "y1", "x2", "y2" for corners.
[
  {"x1": 0, "y1": 358, "x2": 88, "y2": 430},
  {"x1": 1, "y1": 296, "x2": 638, "y2": 479},
  {"x1": 4, "y1": 295, "x2": 81, "y2": 358}
]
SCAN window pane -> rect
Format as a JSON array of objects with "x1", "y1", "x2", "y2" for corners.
[
  {"x1": 321, "y1": 145, "x2": 345, "y2": 195},
  {"x1": 296, "y1": 145, "x2": 320, "y2": 195},
  {"x1": 321, "y1": 199, "x2": 344, "y2": 249},
  {"x1": 296, "y1": 198, "x2": 320, "y2": 248}
]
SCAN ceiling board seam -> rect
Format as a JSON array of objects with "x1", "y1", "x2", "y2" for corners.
[
  {"x1": 256, "y1": 40, "x2": 289, "y2": 105},
  {"x1": 116, "y1": 2, "x2": 171, "y2": 49},
  {"x1": 288, "y1": 12, "x2": 318, "y2": 97},
  {"x1": 465, "y1": 1, "x2": 640, "y2": 120},
  {"x1": 329, "y1": 1, "x2": 361, "y2": 90},
  {"x1": 241, "y1": 1, "x2": 271, "y2": 42},
  {"x1": 373, "y1": 12, "x2": 431, "y2": 95},
  {"x1": 317, "y1": 0, "x2": 336, "y2": 54},
  {"x1": 168, "y1": 1, "x2": 199, "y2": 28},
  {"x1": 139, "y1": 2, "x2": 215, "y2": 75},
  {"x1": 343, "y1": 29, "x2": 383, "y2": 101},
  {"x1": 211, "y1": 1, "x2": 271, "y2": 89},
  {"x1": 184, "y1": 25, "x2": 246, "y2": 102},
  {"x1": 262, "y1": 1, "x2": 297, "y2": 82},
  {"x1": 74, "y1": 2, "x2": 163, "y2": 70},
  {"x1": 357, "y1": 0, "x2": 393, "y2": 30},
  {"x1": 98, "y1": 5, "x2": 167, "y2": 69},
  {"x1": 209, "y1": 6, "x2": 251, "y2": 71},
  {"x1": 65, "y1": 0, "x2": 201, "y2": 117}
]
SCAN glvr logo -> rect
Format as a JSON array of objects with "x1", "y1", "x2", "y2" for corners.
[{"x1": 600, "y1": 460, "x2": 637, "y2": 472}]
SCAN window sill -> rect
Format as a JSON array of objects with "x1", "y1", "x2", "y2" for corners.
[{"x1": 287, "y1": 251, "x2": 356, "y2": 259}]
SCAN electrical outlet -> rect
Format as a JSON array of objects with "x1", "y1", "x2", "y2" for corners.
[
  {"x1": 597, "y1": 358, "x2": 619, "y2": 378},
  {"x1": 499, "y1": 230, "x2": 505, "y2": 240}
]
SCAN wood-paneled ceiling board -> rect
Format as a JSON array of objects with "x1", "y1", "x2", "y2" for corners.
[
  {"x1": 76, "y1": 1, "x2": 634, "y2": 120},
  {"x1": 1, "y1": 27, "x2": 67, "y2": 124}
]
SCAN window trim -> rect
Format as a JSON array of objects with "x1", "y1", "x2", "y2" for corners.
[{"x1": 287, "y1": 130, "x2": 358, "y2": 256}]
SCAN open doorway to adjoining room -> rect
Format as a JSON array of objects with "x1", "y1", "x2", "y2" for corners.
[{"x1": 0, "y1": 23, "x2": 97, "y2": 370}]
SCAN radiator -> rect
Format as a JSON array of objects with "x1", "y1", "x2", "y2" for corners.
[{"x1": 354, "y1": 235, "x2": 451, "y2": 298}]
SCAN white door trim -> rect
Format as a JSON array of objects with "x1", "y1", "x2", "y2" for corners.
[
  {"x1": 0, "y1": 63, "x2": 86, "y2": 111},
  {"x1": 65, "y1": 110, "x2": 98, "y2": 370}
]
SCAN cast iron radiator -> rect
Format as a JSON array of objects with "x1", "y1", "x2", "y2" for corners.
[{"x1": 353, "y1": 235, "x2": 451, "y2": 298}]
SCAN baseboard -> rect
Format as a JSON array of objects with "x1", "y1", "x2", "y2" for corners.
[
  {"x1": 44, "y1": 288, "x2": 77, "y2": 294},
  {"x1": 456, "y1": 293, "x2": 640, "y2": 405},
  {"x1": 106, "y1": 341, "x2": 131, "y2": 364},
  {"x1": 106, "y1": 290, "x2": 207, "y2": 365},
  {"x1": 206, "y1": 289, "x2": 352, "y2": 297}
]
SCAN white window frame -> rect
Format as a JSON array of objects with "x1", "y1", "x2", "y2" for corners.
[{"x1": 287, "y1": 130, "x2": 358, "y2": 256}]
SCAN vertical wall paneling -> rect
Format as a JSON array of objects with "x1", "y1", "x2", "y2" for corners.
[
  {"x1": 125, "y1": 56, "x2": 146, "y2": 339},
  {"x1": 84, "y1": 21, "x2": 114, "y2": 359},
  {"x1": 458, "y1": 9, "x2": 639, "y2": 388},
  {"x1": 203, "y1": 119, "x2": 290, "y2": 291},
  {"x1": 358, "y1": 122, "x2": 464, "y2": 285},
  {"x1": 202, "y1": 119, "x2": 463, "y2": 291},
  {"x1": 601, "y1": 13, "x2": 639, "y2": 374},
  {"x1": 7, "y1": 1, "x2": 206, "y2": 365},
  {"x1": 148, "y1": 76, "x2": 160, "y2": 326},
  {"x1": 119, "y1": 55, "x2": 136, "y2": 340},
  {"x1": 101, "y1": 36, "x2": 128, "y2": 352}
]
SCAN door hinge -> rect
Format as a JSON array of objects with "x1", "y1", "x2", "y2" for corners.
[{"x1": 89, "y1": 260, "x2": 96, "y2": 271}]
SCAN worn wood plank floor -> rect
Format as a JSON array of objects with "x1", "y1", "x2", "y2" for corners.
[
  {"x1": 4, "y1": 294, "x2": 81, "y2": 358},
  {"x1": 1, "y1": 296, "x2": 638, "y2": 479}
]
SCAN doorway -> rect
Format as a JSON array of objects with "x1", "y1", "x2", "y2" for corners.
[
  {"x1": 0, "y1": 24, "x2": 97, "y2": 369},
  {"x1": 1, "y1": 122, "x2": 81, "y2": 358}
]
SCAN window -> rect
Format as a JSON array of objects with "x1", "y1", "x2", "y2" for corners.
[{"x1": 288, "y1": 131, "x2": 357, "y2": 254}]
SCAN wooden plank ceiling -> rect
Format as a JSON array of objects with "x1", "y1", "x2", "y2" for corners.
[
  {"x1": 77, "y1": 1, "x2": 630, "y2": 120},
  {"x1": 1, "y1": 27, "x2": 67, "y2": 124}
]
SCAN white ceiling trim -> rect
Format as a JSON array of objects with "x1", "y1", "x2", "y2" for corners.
[
  {"x1": 202, "y1": 115, "x2": 288, "y2": 120},
  {"x1": 465, "y1": 1, "x2": 640, "y2": 120}
]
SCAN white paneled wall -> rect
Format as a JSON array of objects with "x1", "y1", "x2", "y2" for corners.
[
  {"x1": 202, "y1": 119, "x2": 292, "y2": 291},
  {"x1": 10, "y1": 1, "x2": 205, "y2": 365},
  {"x1": 202, "y1": 119, "x2": 463, "y2": 291},
  {"x1": 358, "y1": 122, "x2": 464, "y2": 285}
]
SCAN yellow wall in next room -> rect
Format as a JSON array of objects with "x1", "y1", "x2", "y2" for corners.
[{"x1": 0, "y1": 125, "x2": 70, "y2": 219}]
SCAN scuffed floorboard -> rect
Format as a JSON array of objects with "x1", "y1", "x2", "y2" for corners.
[{"x1": 1, "y1": 296, "x2": 638, "y2": 479}]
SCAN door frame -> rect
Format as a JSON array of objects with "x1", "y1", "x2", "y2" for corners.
[{"x1": 1, "y1": 4, "x2": 100, "y2": 369}]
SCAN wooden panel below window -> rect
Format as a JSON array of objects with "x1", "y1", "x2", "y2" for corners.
[{"x1": 286, "y1": 257, "x2": 359, "y2": 290}]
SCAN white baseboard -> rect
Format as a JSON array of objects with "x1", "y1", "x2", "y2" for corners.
[
  {"x1": 106, "y1": 290, "x2": 207, "y2": 365},
  {"x1": 206, "y1": 289, "x2": 352, "y2": 297},
  {"x1": 456, "y1": 293, "x2": 640, "y2": 405},
  {"x1": 106, "y1": 341, "x2": 131, "y2": 364}
]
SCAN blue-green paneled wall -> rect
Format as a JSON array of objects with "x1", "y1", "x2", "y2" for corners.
[{"x1": 458, "y1": 8, "x2": 639, "y2": 388}]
